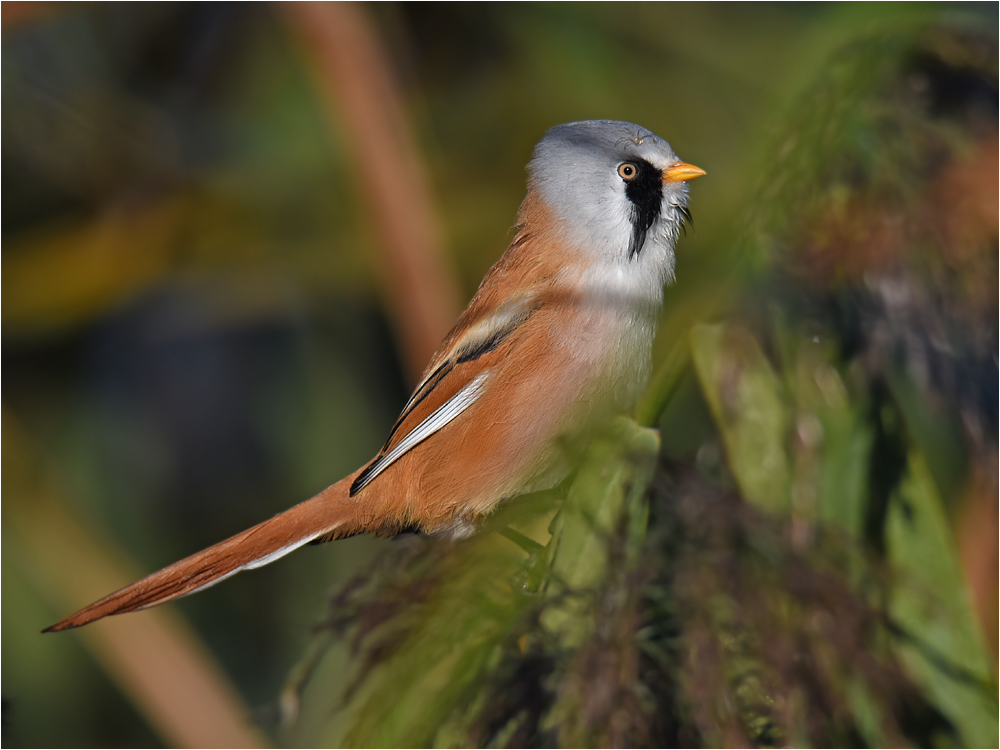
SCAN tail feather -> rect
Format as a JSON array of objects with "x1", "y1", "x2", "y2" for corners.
[{"x1": 44, "y1": 479, "x2": 354, "y2": 632}]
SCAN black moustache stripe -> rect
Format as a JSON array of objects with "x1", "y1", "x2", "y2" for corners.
[{"x1": 625, "y1": 159, "x2": 664, "y2": 260}]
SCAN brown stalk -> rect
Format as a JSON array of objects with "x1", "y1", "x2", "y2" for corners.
[
  {"x1": 282, "y1": 1, "x2": 461, "y2": 382},
  {"x1": 5, "y1": 415, "x2": 267, "y2": 749}
]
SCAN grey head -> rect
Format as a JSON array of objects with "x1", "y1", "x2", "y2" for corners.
[{"x1": 528, "y1": 120, "x2": 702, "y2": 281}]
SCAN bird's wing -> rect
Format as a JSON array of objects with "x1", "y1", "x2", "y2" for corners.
[{"x1": 350, "y1": 291, "x2": 541, "y2": 495}]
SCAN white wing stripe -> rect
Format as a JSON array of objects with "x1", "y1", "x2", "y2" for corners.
[{"x1": 353, "y1": 372, "x2": 490, "y2": 493}]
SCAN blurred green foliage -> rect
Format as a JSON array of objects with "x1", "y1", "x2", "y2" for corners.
[{"x1": 3, "y1": 3, "x2": 996, "y2": 748}]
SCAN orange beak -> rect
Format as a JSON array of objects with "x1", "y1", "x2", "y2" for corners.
[{"x1": 662, "y1": 161, "x2": 706, "y2": 183}]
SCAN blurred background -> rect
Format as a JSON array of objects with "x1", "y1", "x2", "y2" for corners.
[{"x1": 2, "y1": 2, "x2": 996, "y2": 747}]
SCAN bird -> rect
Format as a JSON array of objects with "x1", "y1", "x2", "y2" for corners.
[{"x1": 44, "y1": 120, "x2": 704, "y2": 632}]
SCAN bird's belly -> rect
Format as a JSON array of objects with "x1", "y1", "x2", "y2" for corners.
[{"x1": 405, "y1": 308, "x2": 655, "y2": 532}]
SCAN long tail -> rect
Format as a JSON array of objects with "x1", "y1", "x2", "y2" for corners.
[{"x1": 44, "y1": 477, "x2": 356, "y2": 632}]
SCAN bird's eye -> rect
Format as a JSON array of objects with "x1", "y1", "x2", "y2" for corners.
[{"x1": 617, "y1": 162, "x2": 638, "y2": 181}]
